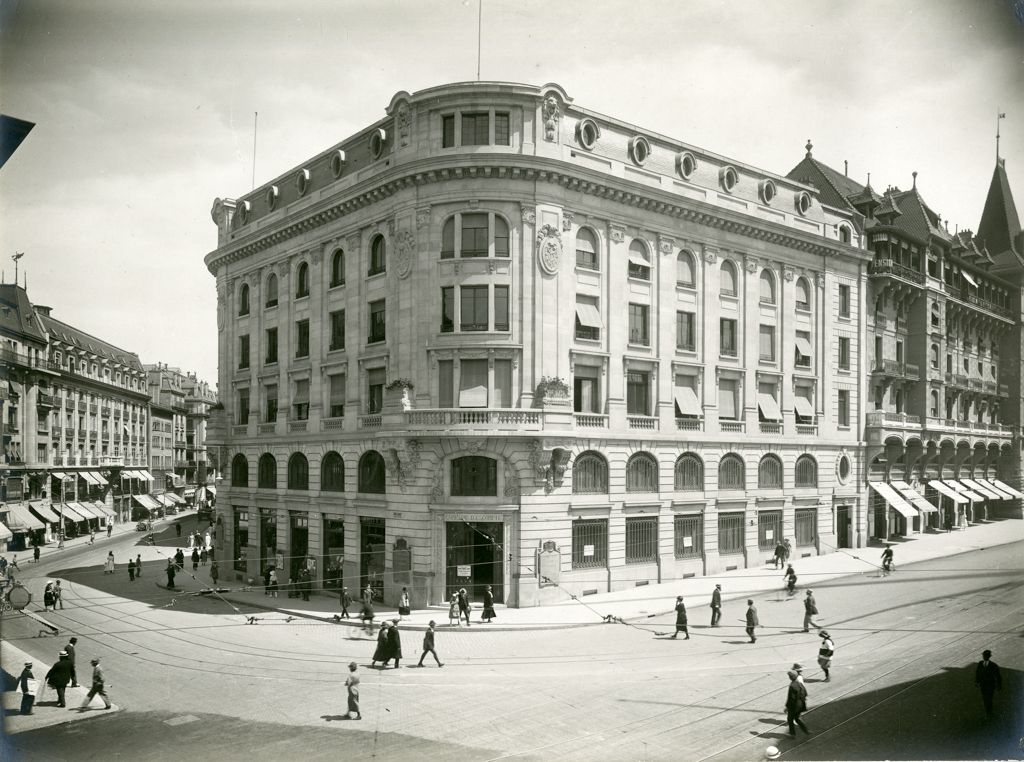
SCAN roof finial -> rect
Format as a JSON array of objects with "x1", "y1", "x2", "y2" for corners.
[
  {"x1": 866, "y1": 172, "x2": 871, "y2": 189},
  {"x1": 805, "y1": 139, "x2": 813, "y2": 158},
  {"x1": 912, "y1": 171, "x2": 917, "y2": 189},
  {"x1": 997, "y1": 110, "x2": 1005, "y2": 161}
]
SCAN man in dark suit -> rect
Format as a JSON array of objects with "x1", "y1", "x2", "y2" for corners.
[
  {"x1": 745, "y1": 599, "x2": 759, "y2": 643},
  {"x1": 975, "y1": 649, "x2": 1002, "y2": 717},
  {"x1": 785, "y1": 670, "x2": 810, "y2": 735},
  {"x1": 710, "y1": 584, "x2": 722, "y2": 627}
]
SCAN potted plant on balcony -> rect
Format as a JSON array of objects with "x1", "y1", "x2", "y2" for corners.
[
  {"x1": 384, "y1": 378, "x2": 415, "y2": 412},
  {"x1": 534, "y1": 376, "x2": 571, "y2": 408}
]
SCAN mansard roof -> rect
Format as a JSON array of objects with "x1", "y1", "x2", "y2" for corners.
[
  {"x1": 40, "y1": 313, "x2": 144, "y2": 370},
  {"x1": 0, "y1": 284, "x2": 48, "y2": 346}
]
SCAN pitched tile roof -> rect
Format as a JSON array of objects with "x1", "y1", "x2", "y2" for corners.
[
  {"x1": 39, "y1": 313, "x2": 144, "y2": 370},
  {"x1": 0, "y1": 285, "x2": 48, "y2": 346},
  {"x1": 786, "y1": 155, "x2": 865, "y2": 211},
  {"x1": 977, "y1": 160, "x2": 1022, "y2": 258}
]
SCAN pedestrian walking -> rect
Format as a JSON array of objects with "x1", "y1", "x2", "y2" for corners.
[
  {"x1": 803, "y1": 590, "x2": 819, "y2": 632},
  {"x1": 782, "y1": 538, "x2": 792, "y2": 563},
  {"x1": 710, "y1": 584, "x2": 722, "y2": 627},
  {"x1": 360, "y1": 585, "x2": 375, "y2": 628},
  {"x1": 745, "y1": 599, "x2": 759, "y2": 643},
  {"x1": 791, "y1": 663, "x2": 805, "y2": 683},
  {"x1": 43, "y1": 582, "x2": 57, "y2": 611},
  {"x1": 66, "y1": 637, "x2": 79, "y2": 687},
  {"x1": 127, "y1": 558, "x2": 136, "y2": 582},
  {"x1": 191, "y1": 548, "x2": 200, "y2": 573},
  {"x1": 166, "y1": 559, "x2": 177, "y2": 589},
  {"x1": 482, "y1": 584, "x2": 497, "y2": 623},
  {"x1": 339, "y1": 587, "x2": 352, "y2": 618},
  {"x1": 174, "y1": 548, "x2": 185, "y2": 570},
  {"x1": 671, "y1": 596, "x2": 690, "y2": 639},
  {"x1": 18, "y1": 662, "x2": 37, "y2": 715},
  {"x1": 975, "y1": 649, "x2": 1002, "y2": 717},
  {"x1": 783, "y1": 564, "x2": 797, "y2": 595},
  {"x1": 448, "y1": 592, "x2": 460, "y2": 626},
  {"x1": 10, "y1": 554, "x2": 20, "y2": 571},
  {"x1": 200, "y1": 548, "x2": 208, "y2": 566},
  {"x1": 45, "y1": 651, "x2": 74, "y2": 707},
  {"x1": 263, "y1": 565, "x2": 273, "y2": 595},
  {"x1": 104, "y1": 552, "x2": 115, "y2": 575},
  {"x1": 417, "y1": 620, "x2": 444, "y2": 667},
  {"x1": 345, "y1": 662, "x2": 361, "y2": 720},
  {"x1": 89, "y1": 530, "x2": 95, "y2": 545},
  {"x1": 79, "y1": 657, "x2": 111, "y2": 710},
  {"x1": 458, "y1": 587, "x2": 471, "y2": 627},
  {"x1": 268, "y1": 568, "x2": 279, "y2": 597},
  {"x1": 134, "y1": 555, "x2": 142, "y2": 577},
  {"x1": 784, "y1": 670, "x2": 810, "y2": 736},
  {"x1": 383, "y1": 619, "x2": 403, "y2": 669},
  {"x1": 881, "y1": 544, "x2": 895, "y2": 576},
  {"x1": 53, "y1": 579, "x2": 63, "y2": 609},
  {"x1": 176, "y1": 522, "x2": 182, "y2": 538},
  {"x1": 106, "y1": 523, "x2": 113, "y2": 538},
  {"x1": 817, "y1": 631, "x2": 835, "y2": 682},
  {"x1": 371, "y1": 622, "x2": 390, "y2": 668},
  {"x1": 299, "y1": 567, "x2": 311, "y2": 602},
  {"x1": 210, "y1": 560, "x2": 220, "y2": 586},
  {"x1": 772, "y1": 540, "x2": 785, "y2": 569},
  {"x1": 398, "y1": 587, "x2": 411, "y2": 617},
  {"x1": 33, "y1": 545, "x2": 40, "y2": 563}
]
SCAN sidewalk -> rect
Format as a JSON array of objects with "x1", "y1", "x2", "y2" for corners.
[
  {"x1": 214, "y1": 517, "x2": 1024, "y2": 632},
  {"x1": 1, "y1": 639, "x2": 120, "y2": 734}
]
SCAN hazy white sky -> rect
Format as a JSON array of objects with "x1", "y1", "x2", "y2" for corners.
[{"x1": 1, "y1": 0, "x2": 1022, "y2": 388}]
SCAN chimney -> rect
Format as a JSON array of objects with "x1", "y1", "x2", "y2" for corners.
[
  {"x1": 844, "y1": 160, "x2": 848, "y2": 176},
  {"x1": 34, "y1": 305, "x2": 52, "y2": 317}
]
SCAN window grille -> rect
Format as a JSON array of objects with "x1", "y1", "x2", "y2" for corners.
[
  {"x1": 626, "y1": 453, "x2": 658, "y2": 492},
  {"x1": 321, "y1": 452, "x2": 344, "y2": 492},
  {"x1": 795, "y1": 455, "x2": 818, "y2": 487},
  {"x1": 572, "y1": 519, "x2": 608, "y2": 569},
  {"x1": 258, "y1": 453, "x2": 277, "y2": 488},
  {"x1": 573, "y1": 452, "x2": 608, "y2": 494},
  {"x1": 758, "y1": 455, "x2": 783, "y2": 488},
  {"x1": 758, "y1": 510, "x2": 782, "y2": 550},
  {"x1": 719, "y1": 454, "x2": 745, "y2": 489},
  {"x1": 287, "y1": 453, "x2": 309, "y2": 490},
  {"x1": 625, "y1": 517, "x2": 658, "y2": 563},
  {"x1": 718, "y1": 513, "x2": 744, "y2": 554},
  {"x1": 674, "y1": 453, "x2": 703, "y2": 491},
  {"x1": 795, "y1": 508, "x2": 817, "y2": 546},
  {"x1": 674, "y1": 514, "x2": 703, "y2": 559}
]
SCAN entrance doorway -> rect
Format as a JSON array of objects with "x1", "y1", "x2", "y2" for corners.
[
  {"x1": 446, "y1": 520, "x2": 503, "y2": 602},
  {"x1": 289, "y1": 514, "x2": 308, "y2": 585},
  {"x1": 836, "y1": 506, "x2": 851, "y2": 548},
  {"x1": 360, "y1": 516, "x2": 386, "y2": 601}
]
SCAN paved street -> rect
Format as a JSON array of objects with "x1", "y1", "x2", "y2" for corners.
[{"x1": 2, "y1": 524, "x2": 1022, "y2": 761}]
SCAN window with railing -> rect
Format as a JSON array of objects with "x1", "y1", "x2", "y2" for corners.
[
  {"x1": 674, "y1": 453, "x2": 703, "y2": 491},
  {"x1": 572, "y1": 452, "x2": 608, "y2": 494},
  {"x1": 720, "y1": 260, "x2": 738, "y2": 296},
  {"x1": 330, "y1": 249, "x2": 345, "y2": 288},
  {"x1": 625, "y1": 516, "x2": 658, "y2": 563},
  {"x1": 368, "y1": 300, "x2": 386, "y2": 343},
  {"x1": 720, "y1": 319, "x2": 737, "y2": 357},
  {"x1": 628, "y1": 304, "x2": 649, "y2": 345},
  {"x1": 758, "y1": 510, "x2": 782, "y2": 550},
  {"x1": 238, "y1": 335, "x2": 250, "y2": 369},
  {"x1": 718, "y1": 513, "x2": 744, "y2": 554},
  {"x1": 572, "y1": 518, "x2": 608, "y2": 569},
  {"x1": 576, "y1": 228, "x2": 599, "y2": 270},
  {"x1": 676, "y1": 311, "x2": 695, "y2": 351},
  {"x1": 461, "y1": 285, "x2": 489, "y2": 331},
  {"x1": 674, "y1": 514, "x2": 703, "y2": 559},
  {"x1": 758, "y1": 455, "x2": 783, "y2": 488},
  {"x1": 795, "y1": 277, "x2": 810, "y2": 310},
  {"x1": 759, "y1": 270, "x2": 776, "y2": 304},
  {"x1": 626, "y1": 371, "x2": 649, "y2": 415},
  {"x1": 330, "y1": 310, "x2": 345, "y2": 351},
  {"x1": 628, "y1": 239, "x2": 650, "y2": 280},
  {"x1": 676, "y1": 250, "x2": 696, "y2": 287}
]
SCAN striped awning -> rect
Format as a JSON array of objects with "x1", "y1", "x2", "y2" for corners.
[
  {"x1": 165, "y1": 493, "x2": 186, "y2": 505},
  {"x1": 0, "y1": 522, "x2": 12, "y2": 542},
  {"x1": 868, "y1": 482, "x2": 917, "y2": 518},
  {"x1": 29, "y1": 502, "x2": 62, "y2": 524},
  {"x1": 74, "y1": 502, "x2": 105, "y2": 520},
  {"x1": 928, "y1": 480, "x2": 968, "y2": 504},
  {"x1": 91, "y1": 501, "x2": 116, "y2": 518},
  {"x1": 132, "y1": 494, "x2": 162, "y2": 510},
  {"x1": 59, "y1": 503, "x2": 91, "y2": 522}
]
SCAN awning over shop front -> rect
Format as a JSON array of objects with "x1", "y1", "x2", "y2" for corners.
[
  {"x1": 75, "y1": 502, "x2": 105, "y2": 520},
  {"x1": 29, "y1": 502, "x2": 62, "y2": 524},
  {"x1": 91, "y1": 502, "x2": 116, "y2": 518},
  {"x1": 50, "y1": 472, "x2": 68, "y2": 481},
  {"x1": 944, "y1": 480, "x2": 986, "y2": 502},
  {"x1": 164, "y1": 493, "x2": 186, "y2": 505},
  {"x1": 980, "y1": 480, "x2": 1016, "y2": 500},
  {"x1": 991, "y1": 479, "x2": 1024, "y2": 500},
  {"x1": 1, "y1": 503, "x2": 46, "y2": 531},
  {"x1": 928, "y1": 480, "x2": 968, "y2": 504},
  {"x1": 58, "y1": 503, "x2": 90, "y2": 522},
  {"x1": 154, "y1": 494, "x2": 176, "y2": 508},
  {"x1": 76, "y1": 471, "x2": 101, "y2": 486},
  {"x1": 0, "y1": 522, "x2": 12, "y2": 542},
  {"x1": 137, "y1": 470, "x2": 155, "y2": 482},
  {"x1": 206, "y1": 485, "x2": 216, "y2": 496},
  {"x1": 868, "y1": 481, "x2": 917, "y2": 518},
  {"x1": 890, "y1": 480, "x2": 939, "y2": 513},
  {"x1": 132, "y1": 494, "x2": 162, "y2": 511},
  {"x1": 961, "y1": 479, "x2": 1002, "y2": 500},
  {"x1": 88, "y1": 471, "x2": 109, "y2": 486}
]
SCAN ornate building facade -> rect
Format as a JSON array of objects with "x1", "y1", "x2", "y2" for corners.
[{"x1": 205, "y1": 81, "x2": 885, "y2": 607}]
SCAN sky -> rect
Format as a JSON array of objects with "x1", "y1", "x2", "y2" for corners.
[{"x1": 1, "y1": 0, "x2": 1022, "y2": 389}]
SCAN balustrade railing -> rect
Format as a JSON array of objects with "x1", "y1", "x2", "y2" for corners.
[
  {"x1": 675, "y1": 417, "x2": 703, "y2": 432},
  {"x1": 720, "y1": 420, "x2": 745, "y2": 433},
  {"x1": 574, "y1": 414, "x2": 608, "y2": 428},
  {"x1": 627, "y1": 415, "x2": 658, "y2": 430}
]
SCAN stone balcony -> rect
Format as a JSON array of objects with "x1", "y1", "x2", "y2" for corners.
[
  {"x1": 868, "y1": 259, "x2": 925, "y2": 286},
  {"x1": 867, "y1": 409, "x2": 1014, "y2": 444},
  {"x1": 871, "y1": 359, "x2": 920, "y2": 381}
]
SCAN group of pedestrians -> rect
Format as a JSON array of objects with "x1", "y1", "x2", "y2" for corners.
[
  {"x1": 42, "y1": 580, "x2": 63, "y2": 611},
  {"x1": 17, "y1": 637, "x2": 112, "y2": 715}
]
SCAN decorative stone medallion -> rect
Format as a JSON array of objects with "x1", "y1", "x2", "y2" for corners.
[
  {"x1": 395, "y1": 230, "x2": 415, "y2": 279},
  {"x1": 536, "y1": 224, "x2": 563, "y2": 275}
]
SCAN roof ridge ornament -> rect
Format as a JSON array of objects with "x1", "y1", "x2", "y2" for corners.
[{"x1": 805, "y1": 139, "x2": 813, "y2": 158}]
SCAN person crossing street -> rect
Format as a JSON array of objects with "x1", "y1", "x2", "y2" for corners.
[
  {"x1": 671, "y1": 596, "x2": 690, "y2": 639},
  {"x1": 79, "y1": 657, "x2": 111, "y2": 711},
  {"x1": 710, "y1": 584, "x2": 722, "y2": 627},
  {"x1": 417, "y1": 620, "x2": 444, "y2": 667},
  {"x1": 803, "y1": 590, "x2": 819, "y2": 632}
]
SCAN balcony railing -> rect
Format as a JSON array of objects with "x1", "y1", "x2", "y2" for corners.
[
  {"x1": 720, "y1": 420, "x2": 745, "y2": 433},
  {"x1": 872, "y1": 359, "x2": 920, "y2": 379},
  {"x1": 675, "y1": 417, "x2": 703, "y2": 432},
  {"x1": 37, "y1": 392, "x2": 55, "y2": 407},
  {"x1": 575, "y1": 414, "x2": 608, "y2": 428},
  {"x1": 65, "y1": 427, "x2": 75, "y2": 437},
  {"x1": 88, "y1": 404, "x2": 97, "y2": 414},
  {"x1": 101, "y1": 406, "x2": 111, "y2": 417},
  {"x1": 258, "y1": 423, "x2": 276, "y2": 434},
  {"x1": 288, "y1": 421, "x2": 308, "y2": 433},
  {"x1": 53, "y1": 456, "x2": 64, "y2": 466},
  {"x1": 759, "y1": 422, "x2": 783, "y2": 435},
  {"x1": 404, "y1": 409, "x2": 543, "y2": 429},
  {"x1": 0, "y1": 345, "x2": 61, "y2": 371},
  {"x1": 627, "y1": 415, "x2": 658, "y2": 430},
  {"x1": 868, "y1": 259, "x2": 925, "y2": 285},
  {"x1": 358, "y1": 414, "x2": 382, "y2": 429},
  {"x1": 795, "y1": 423, "x2": 818, "y2": 436},
  {"x1": 322, "y1": 417, "x2": 345, "y2": 431},
  {"x1": 866, "y1": 411, "x2": 921, "y2": 427},
  {"x1": 5, "y1": 421, "x2": 19, "y2": 433},
  {"x1": 231, "y1": 425, "x2": 248, "y2": 436}
]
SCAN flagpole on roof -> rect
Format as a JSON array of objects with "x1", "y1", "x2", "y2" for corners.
[
  {"x1": 997, "y1": 109, "x2": 1005, "y2": 162},
  {"x1": 477, "y1": 0, "x2": 482, "y2": 81}
]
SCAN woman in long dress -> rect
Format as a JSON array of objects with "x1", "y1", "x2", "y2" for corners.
[
  {"x1": 448, "y1": 593, "x2": 459, "y2": 626},
  {"x1": 104, "y1": 552, "x2": 115, "y2": 574},
  {"x1": 371, "y1": 622, "x2": 390, "y2": 668},
  {"x1": 481, "y1": 585, "x2": 497, "y2": 623}
]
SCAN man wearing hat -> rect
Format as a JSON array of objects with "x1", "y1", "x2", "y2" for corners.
[
  {"x1": 784, "y1": 670, "x2": 809, "y2": 736},
  {"x1": 45, "y1": 651, "x2": 74, "y2": 707},
  {"x1": 382, "y1": 619, "x2": 403, "y2": 669},
  {"x1": 803, "y1": 590, "x2": 819, "y2": 632},
  {"x1": 745, "y1": 600, "x2": 759, "y2": 643},
  {"x1": 671, "y1": 596, "x2": 689, "y2": 639},
  {"x1": 710, "y1": 584, "x2": 722, "y2": 627},
  {"x1": 339, "y1": 586, "x2": 352, "y2": 619},
  {"x1": 975, "y1": 649, "x2": 1002, "y2": 717},
  {"x1": 18, "y1": 662, "x2": 37, "y2": 715},
  {"x1": 817, "y1": 631, "x2": 835, "y2": 682},
  {"x1": 345, "y1": 662, "x2": 361, "y2": 720},
  {"x1": 79, "y1": 657, "x2": 111, "y2": 710},
  {"x1": 417, "y1": 620, "x2": 444, "y2": 667},
  {"x1": 65, "y1": 637, "x2": 79, "y2": 687}
]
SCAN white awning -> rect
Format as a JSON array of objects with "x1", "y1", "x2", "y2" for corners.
[
  {"x1": 961, "y1": 479, "x2": 1001, "y2": 500},
  {"x1": 29, "y1": 502, "x2": 62, "y2": 524},
  {"x1": 961, "y1": 270, "x2": 979, "y2": 288},
  {"x1": 74, "y1": 502, "x2": 104, "y2": 520},
  {"x1": 88, "y1": 471, "x2": 108, "y2": 486},
  {"x1": 154, "y1": 493, "x2": 176, "y2": 508},
  {"x1": 794, "y1": 336, "x2": 813, "y2": 357},
  {"x1": 757, "y1": 393, "x2": 782, "y2": 421},
  {"x1": 91, "y1": 501, "x2": 116, "y2": 518},
  {"x1": 928, "y1": 480, "x2": 968, "y2": 504},
  {"x1": 0, "y1": 522, "x2": 12, "y2": 542},
  {"x1": 627, "y1": 251, "x2": 650, "y2": 268},
  {"x1": 1, "y1": 503, "x2": 46, "y2": 531},
  {"x1": 165, "y1": 493, "x2": 186, "y2": 505},
  {"x1": 980, "y1": 480, "x2": 1015, "y2": 500},
  {"x1": 132, "y1": 494, "x2": 162, "y2": 510},
  {"x1": 137, "y1": 470, "x2": 155, "y2": 481},
  {"x1": 991, "y1": 479, "x2": 1024, "y2": 500},
  {"x1": 868, "y1": 481, "x2": 917, "y2": 518},
  {"x1": 890, "y1": 480, "x2": 939, "y2": 514},
  {"x1": 60, "y1": 503, "x2": 91, "y2": 522},
  {"x1": 50, "y1": 472, "x2": 68, "y2": 481},
  {"x1": 674, "y1": 385, "x2": 703, "y2": 416},
  {"x1": 76, "y1": 471, "x2": 99, "y2": 486},
  {"x1": 575, "y1": 302, "x2": 603, "y2": 329},
  {"x1": 206, "y1": 485, "x2": 217, "y2": 495},
  {"x1": 793, "y1": 396, "x2": 815, "y2": 418},
  {"x1": 944, "y1": 480, "x2": 986, "y2": 502}
]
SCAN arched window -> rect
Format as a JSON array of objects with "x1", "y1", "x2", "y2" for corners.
[
  {"x1": 759, "y1": 270, "x2": 776, "y2": 304},
  {"x1": 628, "y1": 239, "x2": 650, "y2": 280},
  {"x1": 794, "y1": 455, "x2": 818, "y2": 487},
  {"x1": 287, "y1": 452, "x2": 309, "y2": 490},
  {"x1": 451, "y1": 456, "x2": 497, "y2": 496},
  {"x1": 626, "y1": 452, "x2": 659, "y2": 492},
  {"x1": 576, "y1": 228, "x2": 598, "y2": 270},
  {"x1": 758, "y1": 454, "x2": 783, "y2": 489},
  {"x1": 265, "y1": 274, "x2": 279, "y2": 308},
  {"x1": 369, "y1": 235, "x2": 386, "y2": 275},
  {"x1": 930, "y1": 390, "x2": 940, "y2": 417},
  {"x1": 358, "y1": 451, "x2": 386, "y2": 493},
  {"x1": 930, "y1": 304, "x2": 940, "y2": 328},
  {"x1": 674, "y1": 453, "x2": 704, "y2": 491},
  {"x1": 441, "y1": 212, "x2": 510, "y2": 259},
  {"x1": 839, "y1": 225, "x2": 851, "y2": 244},
  {"x1": 330, "y1": 249, "x2": 345, "y2": 288},
  {"x1": 238, "y1": 283, "x2": 250, "y2": 316},
  {"x1": 795, "y1": 277, "x2": 810, "y2": 310},
  {"x1": 257, "y1": 453, "x2": 277, "y2": 488},
  {"x1": 676, "y1": 250, "x2": 695, "y2": 287},
  {"x1": 930, "y1": 344, "x2": 939, "y2": 369},
  {"x1": 295, "y1": 262, "x2": 309, "y2": 298},
  {"x1": 231, "y1": 454, "x2": 248, "y2": 487},
  {"x1": 572, "y1": 451, "x2": 608, "y2": 494},
  {"x1": 494, "y1": 216, "x2": 509, "y2": 257},
  {"x1": 321, "y1": 452, "x2": 345, "y2": 492},
  {"x1": 719, "y1": 453, "x2": 745, "y2": 490},
  {"x1": 720, "y1": 260, "x2": 737, "y2": 296}
]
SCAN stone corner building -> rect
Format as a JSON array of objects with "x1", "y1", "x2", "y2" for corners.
[{"x1": 204, "y1": 81, "x2": 1022, "y2": 607}]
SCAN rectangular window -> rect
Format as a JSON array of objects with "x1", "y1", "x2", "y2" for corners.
[
  {"x1": 265, "y1": 327, "x2": 278, "y2": 364},
  {"x1": 438, "y1": 360, "x2": 454, "y2": 408},
  {"x1": 265, "y1": 385, "x2": 277, "y2": 423},
  {"x1": 839, "y1": 284, "x2": 851, "y2": 318},
  {"x1": 758, "y1": 510, "x2": 782, "y2": 550},
  {"x1": 441, "y1": 114, "x2": 455, "y2": 148},
  {"x1": 238, "y1": 335, "x2": 250, "y2": 369},
  {"x1": 329, "y1": 310, "x2": 345, "y2": 351},
  {"x1": 674, "y1": 514, "x2": 703, "y2": 559},
  {"x1": 295, "y1": 319, "x2": 310, "y2": 358},
  {"x1": 628, "y1": 303, "x2": 649, "y2": 345},
  {"x1": 441, "y1": 287, "x2": 454, "y2": 333},
  {"x1": 494, "y1": 359, "x2": 512, "y2": 407},
  {"x1": 625, "y1": 517, "x2": 658, "y2": 564},
  {"x1": 494, "y1": 112, "x2": 510, "y2": 145},
  {"x1": 233, "y1": 510, "x2": 249, "y2": 573},
  {"x1": 795, "y1": 508, "x2": 817, "y2": 546},
  {"x1": 494, "y1": 285, "x2": 509, "y2": 331},
  {"x1": 459, "y1": 359, "x2": 488, "y2": 407},
  {"x1": 718, "y1": 378, "x2": 738, "y2": 420},
  {"x1": 794, "y1": 386, "x2": 814, "y2": 424},
  {"x1": 795, "y1": 330, "x2": 812, "y2": 368},
  {"x1": 718, "y1": 513, "x2": 745, "y2": 554},
  {"x1": 369, "y1": 300, "x2": 386, "y2": 343},
  {"x1": 460, "y1": 285, "x2": 489, "y2": 331},
  {"x1": 328, "y1": 374, "x2": 345, "y2": 418},
  {"x1": 237, "y1": 390, "x2": 250, "y2": 425},
  {"x1": 572, "y1": 518, "x2": 608, "y2": 569},
  {"x1": 626, "y1": 370, "x2": 649, "y2": 415},
  {"x1": 367, "y1": 368, "x2": 385, "y2": 414},
  {"x1": 461, "y1": 113, "x2": 489, "y2": 145},
  {"x1": 673, "y1": 374, "x2": 701, "y2": 419},
  {"x1": 574, "y1": 375, "x2": 599, "y2": 414},
  {"x1": 838, "y1": 389, "x2": 850, "y2": 426},
  {"x1": 720, "y1": 319, "x2": 737, "y2": 357},
  {"x1": 759, "y1": 324, "x2": 776, "y2": 362},
  {"x1": 461, "y1": 213, "x2": 489, "y2": 257},
  {"x1": 838, "y1": 336, "x2": 851, "y2": 369},
  {"x1": 575, "y1": 295, "x2": 601, "y2": 341},
  {"x1": 676, "y1": 311, "x2": 696, "y2": 351}
]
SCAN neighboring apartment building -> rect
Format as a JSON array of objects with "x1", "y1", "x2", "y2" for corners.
[{"x1": 206, "y1": 81, "x2": 872, "y2": 607}]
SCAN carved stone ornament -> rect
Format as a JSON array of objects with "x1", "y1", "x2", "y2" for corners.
[
  {"x1": 659, "y1": 237, "x2": 675, "y2": 255},
  {"x1": 430, "y1": 468, "x2": 444, "y2": 502},
  {"x1": 542, "y1": 94, "x2": 560, "y2": 142},
  {"x1": 459, "y1": 438, "x2": 486, "y2": 454},
  {"x1": 562, "y1": 212, "x2": 574, "y2": 232},
  {"x1": 216, "y1": 286, "x2": 226, "y2": 332},
  {"x1": 311, "y1": 250, "x2": 322, "y2": 266},
  {"x1": 503, "y1": 460, "x2": 521, "y2": 497},
  {"x1": 703, "y1": 248, "x2": 718, "y2": 264},
  {"x1": 744, "y1": 257, "x2": 759, "y2": 273},
  {"x1": 210, "y1": 198, "x2": 224, "y2": 225},
  {"x1": 520, "y1": 206, "x2": 536, "y2": 224},
  {"x1": 416, "y1": 207, "x2": 431, "y2": 228},
  {"x1": 783, "y1": 266, "x2": 795, "y2": 282},
  {"x1": 609, "y1": 225, "x2": 625, "y2": 244},
  {"x1": 277, "y1": 262, "x2": 289, "y2": 279},
  {"x1": 387, "y1": 219, "x2": 395, "y2": 237},
  {"x1": 396, "y1": 103, "x2": 411, "y2": 146},
  {"x1": 395, "y1": 230, "x2": 415, "y2": 279},
  {"x1": 530, "y1": 442, "x2": 572, "y2": 493},
  {"x1": 536, "y1": 224, "x2": 563, "y2": 276},
  {"x1": 815, "y1": 272, "x2": 826, "y2": 289},
  {"x1": 347, "y1": 233, "x2": 361, "y2": 251}
]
